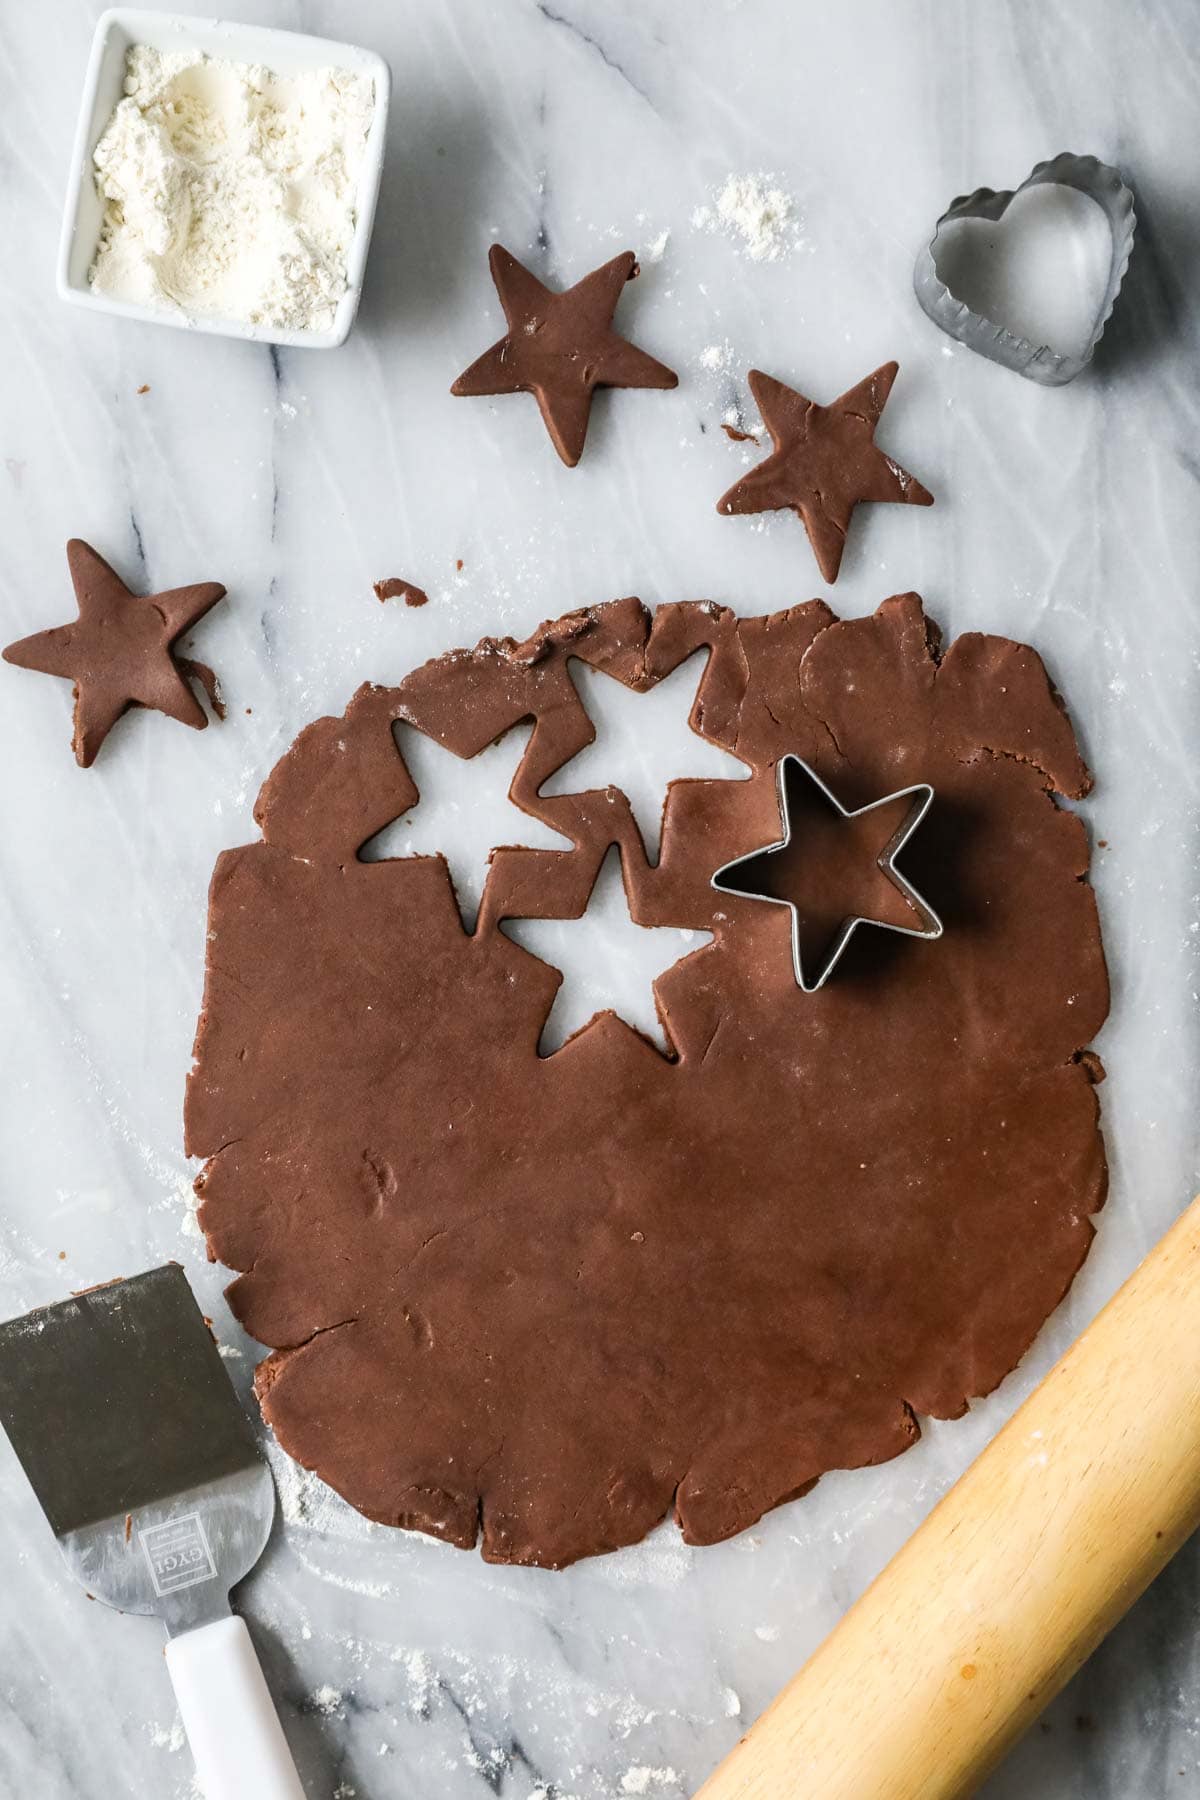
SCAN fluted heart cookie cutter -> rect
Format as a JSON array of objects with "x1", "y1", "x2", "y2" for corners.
[{"x1": 914, "y1": 152, "x2": 1136, "y2": 386}]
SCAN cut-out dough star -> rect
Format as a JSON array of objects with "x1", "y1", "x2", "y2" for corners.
[
  {"x1": 451, "y1": 245, "x2": 678, "y2": 466},
  {"x1": 716, "y1": 362, "x2": 933, "y2": 582},
  {"x1": 360, "y1": 723, "x2": 572, "y2": 931},
  {"x1": 540, "y1": 652, "x2": 749, "y2": 861},
  {"x1": 502, "y1": 847, "x2": 712, "y2": 1055},
  {"x1": 712, "y1": 755, "x2": 942, "y2": 992},
  {"x1": 3, "y1": 539, "x2": 226, "y2": 767}
]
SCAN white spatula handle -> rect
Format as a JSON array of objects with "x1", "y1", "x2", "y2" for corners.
[{"x1": 166, "y1": 1614, "x2": 306, "y2": 1800}]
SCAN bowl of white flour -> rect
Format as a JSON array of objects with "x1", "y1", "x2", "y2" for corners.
[{"x1": 58, "y1": 9, "x2": 391, "y2": 347}]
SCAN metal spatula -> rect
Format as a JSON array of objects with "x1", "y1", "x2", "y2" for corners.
[{"x1": 0, "y1": 1263, "x2": 305, "y2": 1800}]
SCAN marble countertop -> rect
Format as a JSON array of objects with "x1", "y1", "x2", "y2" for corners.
[{"x1": 2, "y1": 1, "x2": 1199, "y2": 1794}]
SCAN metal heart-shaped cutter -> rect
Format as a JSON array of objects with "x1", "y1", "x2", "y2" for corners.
[{"x1": 914, "y1": 152, "x2": 1136, "y2": 387}]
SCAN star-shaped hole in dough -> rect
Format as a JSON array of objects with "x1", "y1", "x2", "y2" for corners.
[
  {"x1": 712, "y1": 755, "x2": 942, "y2": 991},
  {"x1": 360, "y1": 723, "x2": 572, "y2": 932},
  {"x1": 540, "y1": 652, "x2": 750, "y2": 861},
  {"x1": 717, "y1": 362, "x2": 933, "y2": 582},
  {"x1": 501, "y1": 846, "x2": 713, "y2": 1056}
]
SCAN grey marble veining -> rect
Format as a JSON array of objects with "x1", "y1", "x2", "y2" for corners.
[{"x1": 2, "y1": 1, "x2": 1200, "y2": 1795}]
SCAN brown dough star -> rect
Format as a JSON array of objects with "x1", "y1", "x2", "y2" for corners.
[
  {"x1": 717, "y1": 362, "x2": 933, "y2": 582},
  {"x1": 451, "y1": 245, "x2": 678, "y2": 466},
  {"x1": 3, "y1": 539, "x2": 226, "y2": 767}
]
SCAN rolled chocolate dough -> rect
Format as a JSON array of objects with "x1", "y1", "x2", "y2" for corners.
[{"x1": 185, "y1": 594, "x2": 1109, "y2": 1568}]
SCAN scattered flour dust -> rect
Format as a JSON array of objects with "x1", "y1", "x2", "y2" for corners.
[
  {"x1": 693, "y1": 172, "x2": 799, "y2": 261},
  {"x1": 309, "y1": 1683, "x2": 344, "y2": 1716},
  {"x1": 147, "y1": 1718, "x2": 186, "y2": 1752},
  {"x1": 293, "y1": 1543, "x2": 395, "y2": 1598},
  {"x1": 592, "y1": 1520, "x2": 693, "y2": 1589},
  {"x1": 264, "y1": 1438, "x2": 397, "y2": 1590},
  {"x1": 392, "y1": 1645, "x2": 434, "y2": 1713},
  {"x1": 632, "y1": 209, "x2": 670, "y2": 264},
  {"x1": 178, "y1": 1176, "x2": 202, "y2": 1240},
  {"x1": 265, "y1": 1435, "x2": 369, "y2": 1538},
  {"x1": 621, "y1": 1769, "x2": 680, "y2": 1795}
]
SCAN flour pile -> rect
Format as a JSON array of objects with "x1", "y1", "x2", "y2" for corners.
[
  {"x1": 693, "y1": 172, "x2": 798, "y2": 262},
  {"x1": 89, "y1": 45, "x2": 375, "y2": 331}
]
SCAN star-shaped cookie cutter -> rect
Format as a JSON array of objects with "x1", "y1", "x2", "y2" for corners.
[{"x1": 711, "y1": 755, "x2": 944, "y2": 993}]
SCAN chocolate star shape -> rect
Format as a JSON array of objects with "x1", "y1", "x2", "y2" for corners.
[
  {"x1": 711, "y1": 755, "x2": 942, "y2": 992},
  {"x1": 451, "y1": 245, "x2": 678, "y2": 466},
  {"x1": 3, "y1": 539, "x2": 226, "y2": 767},
  {"x1": 717, "y1": 362, "x2": 933, "y2": 582}
]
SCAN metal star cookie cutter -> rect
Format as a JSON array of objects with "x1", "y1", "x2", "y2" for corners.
[
  {"x1": 913, "y1": 152, "x2": 1136, "y2": 387},
  {"x1": 711, "y1": 755, "x2": 943, "y2": 993}
]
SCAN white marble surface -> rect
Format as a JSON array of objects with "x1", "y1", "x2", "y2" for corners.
[{"x1": 2, "y1": 1, "x2": 1200, "y2": 1795}]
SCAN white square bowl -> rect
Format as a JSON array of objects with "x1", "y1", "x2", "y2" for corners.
[{"x1": 57, "y1": 8, "x2": 391, "y2": 349}]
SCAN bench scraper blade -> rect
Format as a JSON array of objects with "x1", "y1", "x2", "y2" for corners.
[{"x1": 0, "y1": 1263, "x2": 304, "y2": 1799}]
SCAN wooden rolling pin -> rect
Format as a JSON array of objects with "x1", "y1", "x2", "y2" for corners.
[{"x1": 697, "y1": 1192, "x2": 1200, "y2": 1800}]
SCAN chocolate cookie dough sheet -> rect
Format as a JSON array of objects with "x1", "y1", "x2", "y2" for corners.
[{"x1": 186, "y1": 593, "x2": 1107, "y2": 1569}]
